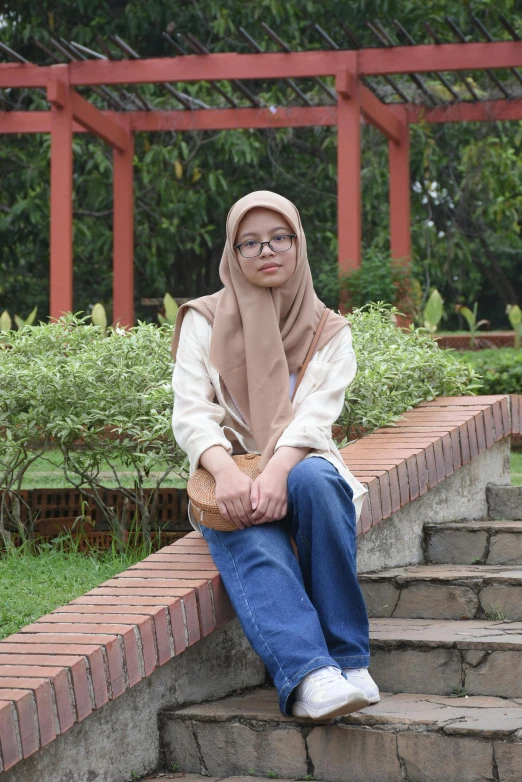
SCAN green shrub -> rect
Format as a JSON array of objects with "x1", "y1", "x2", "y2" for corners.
[
  {"x1": 314, "y1": 249, "x2": 422, "y2": 316},
  {"x1": 340, "y1": 248, "x2": 414, "y2": 311},
  {"x1": 0, "y1": 314, "x2": 186, "y2": 545},
  {"x1": 0, "y1": 306, "x2": 480, "y2": 539},
  {"x1": 454, "y1": 348, "x2": 522, "y2": 395},
  {"x1": 339, "y1": 302, "x2": 480, "y2": 440}
]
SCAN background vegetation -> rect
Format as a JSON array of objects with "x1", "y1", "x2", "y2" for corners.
[
  {"x1": 0, "y1": 0, "x2": 521, "y2": 327},
  {"x1": 455, "y1": 348, "x2": 522, "y2": 394},
  {"x1": 0, "y1": 305, "x2": 478, "y2": 543}
]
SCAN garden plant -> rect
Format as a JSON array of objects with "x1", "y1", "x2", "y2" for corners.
[
  {"x1": 454, "y1": 348, "x2": 522, "y2": 396},
  {"x1": 0, "y1": 304, "x2": 479, "y2": 546}
]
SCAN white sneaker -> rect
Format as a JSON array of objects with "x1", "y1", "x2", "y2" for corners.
[
  {"x1": 292, "y1": 665, "x2": 371, "y2": 720},
  {"x1": 342, "y1": 667, "x2": 380, "y2": 704}
]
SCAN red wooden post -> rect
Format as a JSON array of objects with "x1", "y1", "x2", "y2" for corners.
[
  {"x1": 113, "y1": 118, "x2": 134, "y2": 328},
  {"x1": 47, "y1": 69, "x2": 73, "y2": 320},
  {"x1": 336, "y1": 70, "x2": 361, "y2": 273},
  {"x1": 388, "y1": 113, "x2": 411, "y2": 264}
]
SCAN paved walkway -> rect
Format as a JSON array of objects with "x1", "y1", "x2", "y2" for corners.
[{"x1": 144, "y1": 775, "x2": 291, "y2": 781}]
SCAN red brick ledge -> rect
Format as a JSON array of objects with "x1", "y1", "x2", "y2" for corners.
[
  {"x1": 0, "y1": 536, "x2": 233, "y2": 772},
  {"x1": 0, "y1": 394, "x2": 519, "y2": 772},
  {"x1": 345, "y1": 394, "x2": 520, "y2": 537}
]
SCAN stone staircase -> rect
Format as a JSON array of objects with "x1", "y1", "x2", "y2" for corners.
[{"x1": 160, "y1": 485, "x2": 522, "y2": 782}]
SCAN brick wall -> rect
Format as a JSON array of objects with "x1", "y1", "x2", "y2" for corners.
[{"x1": 0, "y1": 394, "x2": 520, "y2": 774}]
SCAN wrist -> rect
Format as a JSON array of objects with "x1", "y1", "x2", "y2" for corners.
[
  {"x1": 212, "y1": 460, "x2": 238, "y2": 480},
  {"x1": 266, "y1": 449, "x2": 298, "y2": 476}
]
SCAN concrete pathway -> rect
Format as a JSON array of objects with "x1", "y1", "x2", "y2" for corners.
[{"x1": 144, "y1": 775, "x2": 291, "y2": 781}]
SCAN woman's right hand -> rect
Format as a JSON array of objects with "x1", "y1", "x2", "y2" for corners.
[{"x1": 214, "y1": 464, "x2": 255, "y2": 529}]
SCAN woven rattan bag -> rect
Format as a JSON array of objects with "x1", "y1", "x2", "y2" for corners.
[{"x1": 187, "y1": 309, "x2": 330, "y2": 531}]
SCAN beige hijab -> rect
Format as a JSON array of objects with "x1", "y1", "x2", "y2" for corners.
[{"x1": 171, "y1": 190, "x2": 348, "y2": 469}]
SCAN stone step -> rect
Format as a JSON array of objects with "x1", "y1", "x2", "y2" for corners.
[
  {"x1": 162, "y1": 687, "x2": 522, "y2": 782},
  {"x1": 360, "y1": 563, "x2": 522, "y2": 620},
  {"x1": 144, "y1": 776, "x2": 290, "y2": 781},
  {"x1": 369, "y1": 617, "x2": 522, "y2": 699},
  {"x1": 487, "y1": 485, "x2": 522, "y2": 520},
  {"x1": 424, "y1": 520, "x2": 522, "y2": 565}
]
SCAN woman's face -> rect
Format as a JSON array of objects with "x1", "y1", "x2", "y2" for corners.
[{"x1": 234, "y1": 207, "x2": 298, "y2": 288}]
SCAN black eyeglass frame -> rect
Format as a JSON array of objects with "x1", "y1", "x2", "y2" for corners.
[{"x1": 233, "y1": 233, "x2": 297, "y2": 258}]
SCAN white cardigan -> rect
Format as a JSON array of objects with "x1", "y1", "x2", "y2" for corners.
[{"x1": 171, "y1": 308, "x2": 368, "y2": 534}]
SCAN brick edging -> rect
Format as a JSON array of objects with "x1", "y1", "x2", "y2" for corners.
[
  {"x1": 0, "y1": 534, "x2": 234, "y2": 772},
  {"x1": 434, "y1": 332, "x2": 516, "y2": 350},
  {"x1": 0, "y1": 394, "x2": 520, "y2": 772},
  {"x1": 344, "y1": 394, "x2": 520, "y2": 536}
]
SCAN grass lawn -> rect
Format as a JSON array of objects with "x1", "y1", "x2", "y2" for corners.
[
  {"x1": 20, "y1": 448, "x2": 187, "y2": 489},
  {"x1": 0, "y1": 542, "x2": 149, "y2": 640}
]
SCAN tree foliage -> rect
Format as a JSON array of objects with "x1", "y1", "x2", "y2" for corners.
[{"x1": 0, "y1": 0, "x2": 520, "y2": 326}]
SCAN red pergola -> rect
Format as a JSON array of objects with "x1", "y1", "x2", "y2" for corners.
[{"x1": 1, "y1": 29, "x2": 522, "y2": 326}]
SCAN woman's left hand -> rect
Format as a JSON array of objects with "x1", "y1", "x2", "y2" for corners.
[{"x1": 250, "y1": 464, "x2": 288, "y2": 524}]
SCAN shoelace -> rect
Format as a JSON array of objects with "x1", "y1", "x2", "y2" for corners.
[{"x1": 306, "y1": 666, "x2": 343, "y2": 689}]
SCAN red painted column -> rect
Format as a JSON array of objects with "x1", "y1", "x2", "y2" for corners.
[
  {"x1": 113, "y1": 118, "x2": 134, "y2": 328},
  {"x1": 48, "y1": 69, "x2": 73, "y2": 319},
  {"x1": 388, "y1": 115, "x2": 411, "y2": 265},
  {"x1": 336, "y1": 70, "x2": 361, "y2": 273}
]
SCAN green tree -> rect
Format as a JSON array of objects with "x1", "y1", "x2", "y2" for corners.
[{"x1": 0, "y1": 0, "x2": 520, "y2": 326}]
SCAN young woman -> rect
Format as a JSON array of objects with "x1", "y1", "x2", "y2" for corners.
[{"x1": 171, "y1": 190, "x2": 379, "y2": 721}]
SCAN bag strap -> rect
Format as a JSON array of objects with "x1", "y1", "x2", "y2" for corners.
[{"x1": 290, "y1": 308, "x2": 330, "y2": 403}]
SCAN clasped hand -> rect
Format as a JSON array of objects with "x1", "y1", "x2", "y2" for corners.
[{"x1": 214, "y1": 462, "x2": 288, "y2": 530}]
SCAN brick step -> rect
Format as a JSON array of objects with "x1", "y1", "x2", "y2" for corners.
[
  {"x1": 360, "y1": 564, "x2": 522, "y2": 620},
  {"x1": 369, "y1": 618, "x2": 522, "y2": 698},
  {"x1": 162, "y1": 687, "x2": 522, "y2": 782},
  {"x1": 487, "y1": 485, "x2": 522, "y2": 520},
  {"x1": 424, "y1": 520, "x2": 522, "y2": 565}
]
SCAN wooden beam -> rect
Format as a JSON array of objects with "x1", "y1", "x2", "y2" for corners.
[
  {"x1": 0, "y1": 106, "x2": 338, "y2": 134},
  {"x1": 66, "y1": 42, "x2": 522, "y2": 84},
  {"x1": 0, "y1": 112, "x2": 52, "y2": 133},
  {"x1": 359, "y1": 41, "x2": 522, "y2": 76},
  {"x1": 1, "y1": 41, "x2": 522, "y2": 89},
  {"x1": 48, "y1": 69, "x2": 73, "y2": 319},
  {"x1": 48, "y1": 79, "x2": 129, "y2": 150},
  {"x1": 388, "y1": 109, "x2": 411, "y2": 264},
  {"x1": 0, "y1": 62, "x2": 54, "y2": 88},
  {"x1": 70, "y1": 91, "x2": 129, "y2": 151},
  {"x1": 394, "y1": 98, "x2": 522, "y2": 124},
  {"x1": 359, "y1": 83, "x2": 402, "y2": 143},
  {"x1": 336, "y1": 72, "x2": 361, "y2": 272},
  {"x1": 0, "y1": 112, "x2": 85, "y2": 133},
  {"x1": 4, "y1": 96, "x2": 522, "y2": 139},
  {"x1": 66, "y1": 50, "x2": 358, "y2": 86},
  {"x1": 113, "y1": 115, "x2": 134, "y2": 328},
  {"x1": 335, "y1": 69, "x2": 354, "y2": 98},
  {"x1": 128, "y1": 105, "x2": 338, "y2": 131}
]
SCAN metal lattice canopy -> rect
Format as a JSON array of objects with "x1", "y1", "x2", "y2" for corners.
[{"x1": 1, "y1": 15, "x2": 522, "y2": 326}]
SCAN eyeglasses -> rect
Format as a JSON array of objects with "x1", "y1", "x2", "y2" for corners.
[{"x1": 233, "y1": 233, "x2": 297, "y2": 258}]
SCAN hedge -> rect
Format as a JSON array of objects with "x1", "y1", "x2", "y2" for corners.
[{"x1": 0, "y1": 304, "x2": 479, "y2": 542}]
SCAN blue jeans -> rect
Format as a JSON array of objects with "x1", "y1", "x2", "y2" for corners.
[{"x1": 200, "y1": 456, "x2": 371, "y2": 716}]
